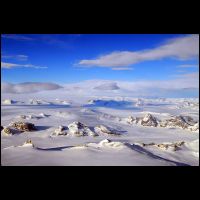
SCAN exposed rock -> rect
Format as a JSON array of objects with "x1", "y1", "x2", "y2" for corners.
[
  {"x1": 125, "y1": 113, "x2": 198, "y2": 132},
  {"x1": 159, "y1": 116, "x2": 194, "y2": 129},
  {"x1": 2, "y1": 127, "x2": 12, "y2": 136},
  {"x1": 155, "y1": 142, "x2": 185, "y2": 151},
  {"x1": 125, "y1": 115, "x2": 151, "y2": 125},
  {"x1": 2, "y1": 99, "x2": 14, "y2": 104},
  {"x1": 141, "y1": 142, "x2": 156, "y2": 147},
  {"x1": 181, "y1": 116, "x2": 197, "y2": 126},
  {"x1": 141, "y1": 141, "x2": 185, "y2": 151},
  {"x1": 9, "y1": 121, "x2": 36, "y2": 132},
  {"x1": 68, "y1": 121, "x2": 98, "y2": 137},
  {"x1": 53, "y1": 126, "x2": 68, "y2": 136},
  {"x1": 22, "y1": 139, "x2": 34, "y2": 147},
  {"x1": 126, "y1": 116, "x2": 136, "y2": 124},
  {"x1": 94, "y1": 125, "x2": 120, "y2": 135},
  {"x1": 25, "y1": 139, "x2": 33, "y2": 144},
  {"x1": 188, "y1": 122, "x2": 199, "y2": 132},
  {"x1": 156, "y1": 144, "x2": 168, "y2": 150},
  {"x1": 140, "y1": 114, "x2": 158, "y2": 127},
  {"x1": 29, "y1": 99, "x2": 41, "y2": 105}
]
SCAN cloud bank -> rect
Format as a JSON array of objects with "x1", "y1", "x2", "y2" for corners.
[
  {"x1": 79, "y1": 34, "x2": 199, "y2": 68},
  {"x1": 1, "y1": 82, "x2": 63, "y2": 94},
  {"x1": 94, "y1": 82, "x2": 120, "y2": 90}
]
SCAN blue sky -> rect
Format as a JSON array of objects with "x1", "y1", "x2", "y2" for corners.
[{"x1": 1, "y1": 34, "x2": 199, "y2": 97}]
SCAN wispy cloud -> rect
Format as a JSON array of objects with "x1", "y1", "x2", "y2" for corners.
[
  {"x1": 2, "y1": 34, "x2": 34, "y2": 41},
  {"x1": 1, "y1": 82, "x2": 62, "y2": 94},
  {"x1": 174, "y1": 72, "x2": 199, "y2": 79},
  {"x1": 1, "y1": 54, "x2": 28, "y2": 61},
  {"x1": 176, "y1": 69, "x2": 187, "y2": 73},
  {"x1": 39, "y1": 34, "x2": 82, "y2": 48},
  {"x1": 1, "y1": 62, "x2": 47, "y2": 69},
  {"x1": 78, "y1": 34, "x2": 199, "y2": 68},
  {"x1": 177, "y1": 64, "x2": 199, "y2": 68},
  {"x1": 111, "y1": 67, "x2": 133, "y2": 71},
  {"x1": 2, "y1": 34, "x2": 81, "y2": 48}
]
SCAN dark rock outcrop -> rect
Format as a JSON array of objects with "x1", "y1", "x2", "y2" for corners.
[
  {"x1": 94, "y1": 125, "x2": 120, "y2": 135},
  {"x1": 140, "y1": 114, "x2": 158, "y2": 127},
  {"x1": 9, "y1": 121, "x2": 36, "y2": 132},
  {"x1": 160, "y1": 116, "x2": 193, "y2": 129}
]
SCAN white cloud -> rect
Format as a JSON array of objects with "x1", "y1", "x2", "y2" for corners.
[
  {"x1": 174, "y1": 72, "x2": 199, "y2": 79},
  {"x1": 123, "y1": 73, "x2": 199, "y2": 90},
  {"x1": 65, "y1": 73, "x2": 199, "y2": 92},
  {"x1": 79, "y1": 34, "x2": 199, "y2": 68},
  {"x1": 61, "y1": 76, "x2": 199, "y2": 98},
  {"x1": 94, "y1": 82, "x2": 120, "y2": 90},
  {"x1": 2, "y1": 54, "x2": 28, "y2": 61},
  {"x1": 1, "y1": 62, "x2": 19, "y2": 69},
  {"x1": 1, "y1": 62, "x2": 47, "y2": 69},
  {"x1": 1, "y1": 82, "x2": 62, "y2": 94},
  {"x1": 177, "y1": 64, "x2": 199, "y2": 68}
]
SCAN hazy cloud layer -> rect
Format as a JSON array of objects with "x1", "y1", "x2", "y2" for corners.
[
  {"x1": 174, "y1": 72, "x2": 199, "y2": 79},
  {"x1": 1, "y1": 82, "x2": 63, "y2": 94},
  {"x1": 1, "y1": 76, "x2": 198, "y2": 97},
  {"x1": 79, "y1": 34, "x2": 199, "y2": 68},
  {"x1": 64, "y1": 72, "x2": 199, "y2": 92},
  {"x1": 1, "y1": 62, "x2": 47, "y2": 69},
  {"x1": 118, "y1": 73, "x2": 199, "y2": 91}
]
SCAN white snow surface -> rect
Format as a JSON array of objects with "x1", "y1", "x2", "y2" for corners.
[{"x1": 1, "y1": 86, "x2": 199, "y2": 166}]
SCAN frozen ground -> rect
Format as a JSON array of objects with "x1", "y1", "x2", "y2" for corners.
[{"x1": 1, "y1": 87, "x2": 199, "y2": 166}]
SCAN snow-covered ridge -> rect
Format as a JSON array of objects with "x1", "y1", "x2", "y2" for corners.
[{"x1": 52, "y1": 122, "x2": 121, "y2": 137}]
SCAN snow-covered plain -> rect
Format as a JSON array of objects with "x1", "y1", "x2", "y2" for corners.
[{"x1": 1, "y1": 81, "x2": 199, "y2": 166}]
